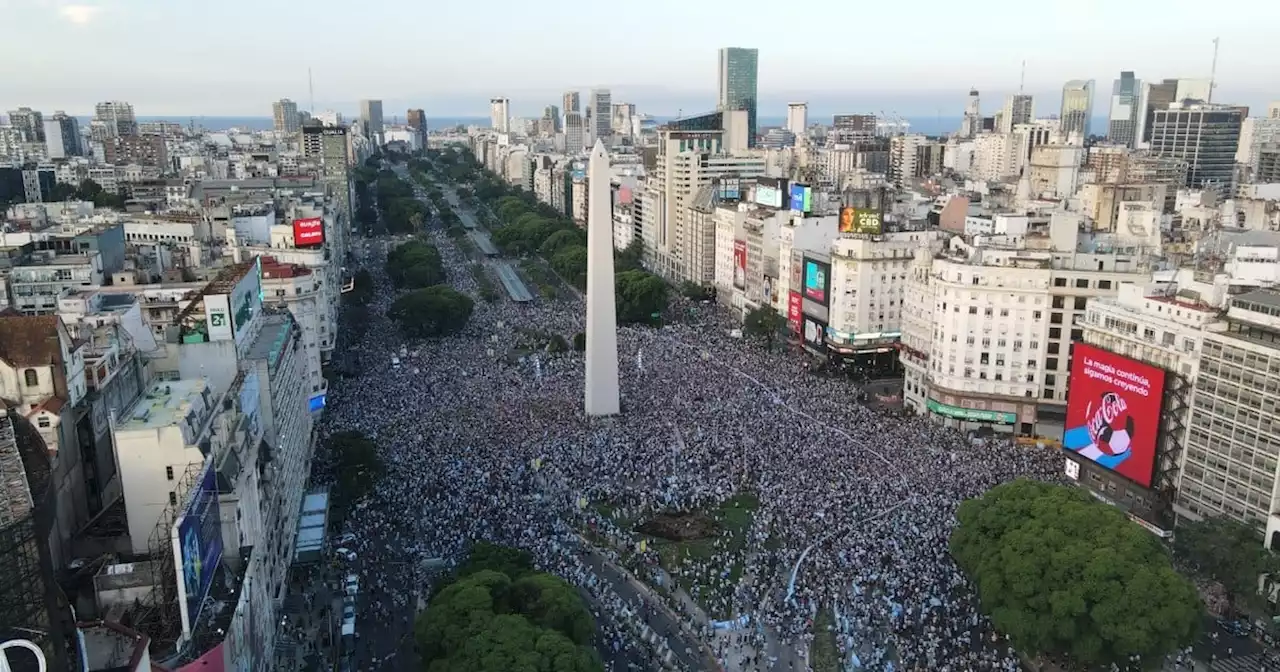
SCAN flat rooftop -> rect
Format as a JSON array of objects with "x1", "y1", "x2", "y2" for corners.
[
  {"x1": 247, "y1": 312, "x2": 293, "y2": 372},
  {"x1": 19, "y1": 253, "x2": 95, "y2": 266},
  {"x1": 117, "y1": 378, "x2": 210, "y2": 432}
]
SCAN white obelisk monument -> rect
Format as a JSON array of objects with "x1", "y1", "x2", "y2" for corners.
[{"x1": 584, "y1": 140, "x2": 621, "y2": 416}]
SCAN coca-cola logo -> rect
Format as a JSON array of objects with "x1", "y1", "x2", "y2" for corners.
[{"x1": 1087, "y1": 392, "x2": 1127, "y2": 445}]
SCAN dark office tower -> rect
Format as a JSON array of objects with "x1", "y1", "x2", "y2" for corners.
[
  {"x1": 1108, "y1": 72, "x2": 1141, "y2": 147},
  {"x1": 1150, "y1": 103, "x2": 1243, "y2": 193},
  {"x1": 1136, "y1": 79, "x2": 1179, "y2": 146},
  {"x1": 718, "y1": 47, "x2": 759, "y2": 148},
  {"x1": 407, "y1": 109, "x2": 427, "y2": 138}
]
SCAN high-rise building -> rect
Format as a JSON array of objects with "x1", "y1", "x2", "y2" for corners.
[
  {"x1": 43, "y1": 111, "x2": 81, "y2": 159},
  {"x1": 7, "y1": 107, "x2": 45, "y2": 142},
  {"x1": 1107, "y1": 72, "x2": 1141, "y2": 147},
  {"x1": 563, "y1": 91, "x2": 581, "y2": 114},
  {"x1": 407, "y1": 108, "x2": 427, "y2": 139},
  {"x1": 302, "y1": 124, "x2": 354, "y2": 227},
  {"x1": 1133, "y1": 78, "x2": 1211, "y2": 148},
  {"x1": 359, "y1": 99, "x2": 384, "y2": 138},
  {"x1": 960, "y1": 89, "x2": 982, "y2": 138},
  {"x1": 490, "y1": 97, "x2": 511, "y2": 133},
  {"x1": 786, "y1": 103, "x2": 808, "y2": 135},
  {"x1": 273, "y1": 98, "x2": 300, "y2": 133},
  {"x1": 94, "y1": 101, "x2": 137, "y2": 137},
  {"x1": 565, "y1": 112, "x2": 585, "y2": 152},
  {"x1": 1059, "y1": 80, "x2": 1095, "y2": 138},
  {"x1": 591, "y1": 89, "x2": 612, "y2": 141},
  {"x1": 717, "y1": 47, "x2": 759, "y2": 148},
  {"x1": 999, "y1": 95, "x2": 1034, "y2": 133},
  {"x1": 1149, "y1": 102, "x2": 1243, "y2": 192}
]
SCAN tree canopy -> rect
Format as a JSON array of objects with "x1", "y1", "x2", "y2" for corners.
[
  {"x1": 616, "y1": 270, "x2": 668, "y2": 325},
  {"x1": 376, "y1": 171, "x2": 431, "y2": 234},
  {"x1": 743, "y1": 305, "x2": 786, "y2": 349},
  {"x1": 416, "y1": 543, "x2": 603, "y2": 672},
  {"x1": 389, "y1": 285, "x2": 475, "y2": 338},
  {"x1": 386, "y1": 240, "x2": 447, "y2": 289},
  {"x1": 326, "y1": 430, "x2": 383, "y2": 513},
  {"x1": 47, "y1": 178, "x2": 126, "y2": 209},
  {"x1": 1174, "y1": 516, "x2": 1280, "y2": 612},
  {"x1": 950, "y1": 479, "x2": 1201, "y2": 668}
]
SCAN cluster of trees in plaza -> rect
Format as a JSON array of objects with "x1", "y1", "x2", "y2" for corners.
[
  {"x1": 950, "y1": 479, "x2": 1202, "y2": 667},
  {"x1": 415, "y1": 543, "x2": 603, "y2": 672},
  {"x1": 478, "y1": 174, "x2": 667, "y2": 324},
  {"x1": 375, "y1": 170, "x2": 431, "y2": 235},
  {"x1": 384, "y1": 240, "x2": 474, "y2": 337},
  {"x1": 44, "y1": 178, "x2": 127, "y2": 210},
  {"x1": 1173, "y1": 516, "x2": 1280, "y2": 615},
  {"x1": 743, "y1": 305, "x2": 787, "y2": 350},
  {"x1": 325, "y1": 430, "x2": 383, "y2": 514}
]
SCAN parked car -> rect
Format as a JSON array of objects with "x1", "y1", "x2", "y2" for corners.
[
  {"x1": 335, "y1": 547, "x2": 357, "y2": 562},
  {"x1": 1218, "y1": 618, "x2": 1250, "y2": 638},
  {"x1": 334, "y1": 532, "x2": 357, "y2": 545},
  {"x1": 344, "y1": 574, "x2": 359, "y2": 597}
]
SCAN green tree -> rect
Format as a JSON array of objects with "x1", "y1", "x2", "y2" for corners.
[
  {"x1": 615, "y1": 270, "x2": 668, "y2": 325},
  {"x1": 389, "y1": 285, "x2": 475, "y2": 338},
  {"x1": 1174, "y1": 517, "x2": 1280, "y2": 612},
  {"x1": 345, "y1": 269, "x2": 375, "y2": 306},
  {"x1": 950, "y1": 479, "x2": 1201, "y2": 668},
  {"x1": 416, "y1": 544, "x2": 603, "y2": 672},
  {"x1": 386, "y1": 240, "x2": 446, "y2": 288},
  {"x1": 550, "y1": 246, "x2": 588, "y2": 290},
  {"x1": 743, "y1": 306, "x2": 787, "y2": 349},
  {"x1": 614, "y1": 238, "x2": 645, "y2": 273},
  {"x1": 540, "y1": 229, "x2": 586, "y2": 257},
  {"x1": 326, "y1": 430, "x2": 383, "y2": 511}
]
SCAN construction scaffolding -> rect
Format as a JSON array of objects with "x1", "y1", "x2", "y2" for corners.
[{"x1": 128, "y1": 460, "x2": 204, "y2": 657}]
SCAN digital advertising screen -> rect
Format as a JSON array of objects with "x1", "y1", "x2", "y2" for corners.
[
  {"x1": 754, "y1": 184, "x2": 783, "y2": 208},
  {"x1": 173, "y1": 463, "x2": 224, "y2": 635},
  {"x1": 787, "y1": 291, "x2": 803, "y2": 334},
  {"x1": 802, "y1": 258, "x2": 830, "y2": 304},
  {"x1": 839, "y1": 207, "x2": 883, "y2": 235},
  {"x1": 789, "y1": 184, "x2": 812, "y2": 212},
  {"x1": 802, "y1": 316, "x2": 827, "y2": 349},
  {"x1": 1063, "y1": 343, "x2": 1166, "y2": 488},
  {"x1": 293, "y1": 217, "x2": 324, "y2": 246},
  {"x1": 733, "y1": 241, "x2": 747, "y2": 289}
]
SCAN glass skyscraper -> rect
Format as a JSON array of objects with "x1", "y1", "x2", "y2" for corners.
[{"x1": 718, "y1": 47, "x2": 759, "y2": 148}]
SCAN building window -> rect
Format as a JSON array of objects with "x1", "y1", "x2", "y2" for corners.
[
  {"x1": 1047, "y1": 357, "x2": 1060, "y2": 370},
  {"x1": 1075, "y1": 278, "x2": 1089, "y2": 288},
  {"x1": 1099, "y1": 280, "x2": 1112, "y2": 290},
  {"x1": 1052, "y1": 296, "x2": 1065, "y2": 309},
  {"x1": 1051, "y1": 313, "x2": 1064, "y2": 325},
  {"x1": 169, "y1": 491, "x2": 178, "y2": 506},
  {"x1": 23, "y1": 369, "x2": 38, "y2": 387},
  {"x1": 1054, "y1": 278, "x2": 1067, "y2": 287},
  {"x1": 1048, "y1": 342, "x2": 1060, "y2": 355},
  {"x1": 166, "y1": 466, "x2": 174, "y2": 481},
  {"x1": 1045, "y1": 374, "x2": 1057, "y2": 387},
  {"x1": 1050, "y1": 327, "x2": 1062, "y2": 339},
  {"x1": 1074, "y1": 297, "x2": 1088, "y2": 310}
]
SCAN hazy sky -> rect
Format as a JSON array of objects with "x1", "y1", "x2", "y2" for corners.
[{"x1": 3, "y1": 0, "x2": 1278, "y2": 118}]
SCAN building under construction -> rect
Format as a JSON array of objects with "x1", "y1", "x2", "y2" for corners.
[{"x1": 0, "y1": 402, "x2": 79, "y2": 671}]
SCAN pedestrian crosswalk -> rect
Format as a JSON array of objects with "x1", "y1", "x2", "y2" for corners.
[{"x1": 1209, "y1": 651, "x2": 1269, "y2": 671}]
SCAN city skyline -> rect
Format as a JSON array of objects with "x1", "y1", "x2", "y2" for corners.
[{"x1": 4, "y1": 0, "x2": 1276, "y2": 116}]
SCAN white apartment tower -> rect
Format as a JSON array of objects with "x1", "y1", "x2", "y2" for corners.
[
  {"x1": 273, "y1": 99, "x2": 300, "y2": 133},
  {"x1": 490, "y1": 97, "x2": 511, "y2": 133},
  {"x1": 786, "y1": 103, "x2": 808, "y2": 135}
]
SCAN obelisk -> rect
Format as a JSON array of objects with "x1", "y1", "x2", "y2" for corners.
[{"x1": 584, "y1": 140, "x2": 621, "y2": 416}]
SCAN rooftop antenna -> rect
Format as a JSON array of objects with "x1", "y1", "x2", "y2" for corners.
[
  {"x1": 1019, "y1": 60, "x2": 1026, "y2": 93},
  {"x1": 308, "y1": 67, "x2": 315, "y2": 113},
  {"x1": 1208, "y1": 37, "x2": 1219, "y2": 103}
]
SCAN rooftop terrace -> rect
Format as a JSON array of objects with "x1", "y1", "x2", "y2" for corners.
[{"x1": 117, "y1": 378, "x2": 210, "y2": 432}]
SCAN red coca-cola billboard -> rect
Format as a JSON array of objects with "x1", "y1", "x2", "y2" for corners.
[
  {"x1": 292, "y1": 217, "x2": 324, "y2": 246},
  {"x1": 786, "y1": 291, "x2": 803, "y2": 334},
  {"x1": 1063, "y1": 343, "x2": 1165, "y2": 488}
]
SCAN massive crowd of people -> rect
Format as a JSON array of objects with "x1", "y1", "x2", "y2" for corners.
[{"x1": 308, "y1": 195, "x2": 1065, "y2": 671}]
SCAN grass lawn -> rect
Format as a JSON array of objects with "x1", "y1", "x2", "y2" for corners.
[
  {"x1": 810, "y1": 605, "x2": 840, "y2": 672},
  {"x1": 648, "y1": 492, "x2": 759, "y2": 620}
]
